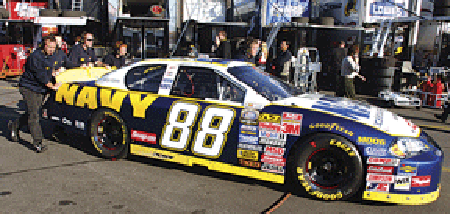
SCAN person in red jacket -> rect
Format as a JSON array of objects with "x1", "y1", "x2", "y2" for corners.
[{"x1": 435, "y1": 75, "x2": 448, "y2": 123}]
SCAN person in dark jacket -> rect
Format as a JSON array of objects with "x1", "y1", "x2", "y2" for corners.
[
  {"x1": 212, "y1": 30, "x2": 232, "y2": 59},
  {"x1": 103, "y1": 42, "x2": 128, "y2": 69},
  {"x1": 273, "y1": 40, "x2": 292, "y2": 81},
  {"x1": 8, "y1": 36, "x2": 61, "y2": 153},
  {"x1": 332, "y1": 41, "x2": 348, "y2": 97},
  {"x1": 51, "y1": 34, "x2": 68, "y2": 77},
  {"x1": 67, "y1": 32, "x2": 102, "y2": 68}
]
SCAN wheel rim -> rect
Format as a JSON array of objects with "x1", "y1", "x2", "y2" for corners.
[
  {"x1": 305, "y1": 148, "x2": 354, "y2": 189},
  {"x1": 96, "y1": 115, "x2": 124, "y2": 151}
]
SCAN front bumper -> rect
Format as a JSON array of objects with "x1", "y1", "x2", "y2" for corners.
[
  {"x1": 363, "y1": 147, "x2": 443, "y2": 205},
  {"x1": 363, "y1": 184, "x2": 440, "y2": 205}
]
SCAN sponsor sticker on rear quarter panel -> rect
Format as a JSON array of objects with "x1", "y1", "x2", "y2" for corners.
[
  {"x1": 366, "y1": 174, "x2": 395, "y2": 183},
  {"x1": 394, "y1": 176, "x2": 411, "y2": 191},
  {"x1": 411, "y1": 176, "x2": 431, "y2": 187},
  {"x1": 365, "y1": 147, "x2": 388, "y2": 156},
  {"x1": 366, "y1": 182, "x2": 390, "y2": 192},
  {"x1": 367, "y1": 157, "x2": 400, "y2": 166},
  {"x1": 367, "y1": 165, "x2": 394, "y2": 174},
  {"x1": 397, "y1": 164, "x2": 418, "y2": 176}
]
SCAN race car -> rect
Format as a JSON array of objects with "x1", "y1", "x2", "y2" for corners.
[
  {"x1": 43, "y1": 58, "x2": 443, "y2": 205},
  {"x1": 378, "y1": 90, "x2": 421, "y2": 108}
]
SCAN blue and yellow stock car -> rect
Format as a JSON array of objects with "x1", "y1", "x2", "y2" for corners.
[{"x1": 43, "y1": 58, "x2": 443, "y2": 205}]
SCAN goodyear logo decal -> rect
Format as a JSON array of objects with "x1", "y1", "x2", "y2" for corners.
[{"x1": 259, "y1": 113, "x2": 281, "y2": 123}]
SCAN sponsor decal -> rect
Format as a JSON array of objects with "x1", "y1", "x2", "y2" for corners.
[
  {"x1": 397, "y1": 164, "x2": 417, "y2": 176},
  {"x1": 261, "y1": 154, "x2": 286, "y2": 166},
  {"x1": 366, "y1": 174, "x2": 395, "y2": 183},
  {"x1": 311, "y1": 99, "x2": 371, "y2": 120},
  {"x1": 238, "y1": 143, "x2": 263, "y2": 151},
  {"x1": 160, "y1": 83, "x2": 172, "y2": 90},
  {"x1": 365, "y1": 147, "x2": 387, "y2": 156},
  {"x1": 281, "y1": 112, "x2": 303, "y2": 136},
  {"x1": 259, "y1": 137, "x2": 286, "y2": 147},
  {"x1": 239, "y1": 159, "x2": 261, "y2": 168},
  {"x1": 161, "y1": 79, "x2": 174, "y2": 84},
  {"x1": 240, "y1": 124, "x2": 258, "y2": 135},
  {"x1": 264, "y1": 146, "x2": 285, "y2": 156},
  {"x1": 238, "y1": 134, "x2": 259, "y2": 144},
  {"x1": 42, "y1": 109, "x2": 48, "y2": 119},
  {"x1": 51, "y1": 116, "x2": 59, "y2": 121},
  {"x1": 282, "y1": 112, "x2": 303, "y2": 121},
  {"x1": 367, "y1": 165, "x2": 394, "y2": 174},
  {"x1": 75, "y1": 120, "x2": 85, "y2": 130},
  {"x1": 240, "y1": 120, "x2": 258, "y2": 126},
  {"x1": 259, "y1": 113, "x2": 281, "y2": 123},
  {"x1": 394, "y1": 176, "x2": 411, "y2": 191},
  {"x1": 374, "y1": 109, "x2": 384, "y2": 127},
  {"x1": 366, "y1": 182, "x2": 390, "y2": 192},
  {"x1": 261, "y1": 163, "x2": 285, "y2": 174},
  {"x1": 259, "y1": 122, "x2": 301, "y2": 136},
  {"x1": 237, "y1": 149, "x2": 259, "y2": 161},
  {"x1": 367, "y1": 157, "x2": 400, "y2": 166},
  {"x1": 309, "y1": 123, "x2": 354, "y2": 137},
  {"x1": 259, "y1": 122, "x2": 281, "y2": 132},
  {"x1": 358, "y1": 137, "x2": 386, "y2": 145},
  {"x1": 150, "y1": 152, "x2": 174, "y2": 160},
  {"x1": 411, "y1": 176, "x2": 431, "y2": 187},
  {"x1": 61, "y1": 117, "x2": 72, "y2": 126},
  {"x1": 131, "y1": 130, "x2": 157, "y2": 144},
  {"x1": 259, "y1": 130, "x2": 285, "y2": 139},
  {"x1": 241, "y1": 110, "x2": 259, "y2": 120}
]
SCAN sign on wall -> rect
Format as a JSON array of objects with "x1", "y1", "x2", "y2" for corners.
[
  {"x1": 183, "y1": 0, "x2": 225, "y2": 22},
  {"x1": 365, "y1": 0, "x2": 409, "y2": 23},
  {"x1": 265, "y1": 0, "x2": 309, "y2": 25},
  {"x1": 8, "y1": 2, "x2": 47, "y2": 20}
]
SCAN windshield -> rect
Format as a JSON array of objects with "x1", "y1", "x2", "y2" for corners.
[{"x1": 228, "y1": 66, "x2": 292, "y2": 101}]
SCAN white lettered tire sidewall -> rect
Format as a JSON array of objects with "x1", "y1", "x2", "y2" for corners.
[{"x1": 289, "y1": 134, "x2": 364, "y2": 201}]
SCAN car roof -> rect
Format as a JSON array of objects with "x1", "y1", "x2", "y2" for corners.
[{"x1": 137, "y1": 58, "x2": 253, "y2": 68}]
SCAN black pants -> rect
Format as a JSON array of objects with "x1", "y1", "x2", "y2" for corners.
[
  {"x1": 344, "y1": 77, "x2": 356, "y2": 99},
  {"x1": 336, "y1": 74, "x2": 344, "y2": 97},
  {"x1": 14, "y1": 87, "x2": 45, "y2": 144},
  {"x1": 442, "y1": 103, "x2": 449, "y2": 121}
]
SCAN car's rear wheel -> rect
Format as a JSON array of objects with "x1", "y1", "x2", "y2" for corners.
[
  {"x1": 288, "y1": 134, "x2": 364, "y2": 201},
  {"x1": 89, "y1": 109, "x2": 129, "y2": 159}
]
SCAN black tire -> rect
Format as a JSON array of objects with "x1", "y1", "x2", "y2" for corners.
[
  {"x1": 416, "y1": 105, "x2": 421, "y2": 110},
  {"x1": 89, "y1": 109, "x2": 129, "y2": 159},
  {"x1": 288, "y1": 134, "x2": 364, "y2": 201},
  {"x1": 62, "y1": 11, "x2": 87, "y2": 17}
]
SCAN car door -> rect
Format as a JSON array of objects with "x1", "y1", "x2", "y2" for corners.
[
  {"x1": 153, "y1": 66, "x2": 246, "y2": 164},
  {"x1": 123, "y1": 64, "x2": 169, "y2": 145}
]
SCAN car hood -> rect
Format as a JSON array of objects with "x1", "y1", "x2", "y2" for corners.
[{"x1": 273, "y1": 93, "x2": 420, "y2": 137}]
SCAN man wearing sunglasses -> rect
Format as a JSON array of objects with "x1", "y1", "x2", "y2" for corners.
[{"x1": 67, "y1": 32, "x2": 103, "y2": 68}]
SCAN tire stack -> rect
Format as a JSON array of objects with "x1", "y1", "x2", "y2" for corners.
[
  {"x1": 358, "y1": 57, "x2": 396, "y2": 96},
  {"x1": 434, "y1": 0, "x2": 450, "y2": 16}
]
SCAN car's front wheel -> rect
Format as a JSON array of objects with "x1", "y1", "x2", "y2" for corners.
[
  {"x1": 288, "y1": 134, "x2": 364, "y2": 201},
  {"x1": 89, "y1": 109, "x2": 129, "y2": 159}
]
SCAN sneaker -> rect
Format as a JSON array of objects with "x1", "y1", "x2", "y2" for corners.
[
  {"x1": 34, "y1": 143, "x2": 48, "y2": 153},
  {"x1": 8, "y1": 120, "x2": 19, "y2": 142}
]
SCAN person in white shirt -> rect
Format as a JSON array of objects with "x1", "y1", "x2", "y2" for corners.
[{"x1": 341, "y1": 45, "x2": 366, "y2": 99}]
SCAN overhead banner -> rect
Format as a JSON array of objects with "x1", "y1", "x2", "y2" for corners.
[
  {"x1": 264, "y1": 0, "x2": 309, "y2": 25},
  {"x1": 365, "y1": 0, "x2": 409, "y2": 23},
  {"x1": 183, "y1": 0, "x2": 225, "y2": 22},
  {"x1": 8, "y1": 2, "x2": 47, "y2": 20}
]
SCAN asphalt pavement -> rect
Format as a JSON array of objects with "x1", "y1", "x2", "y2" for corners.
[{"x1": 1, "y1": 77, "x2": 449, "y2": 214}]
